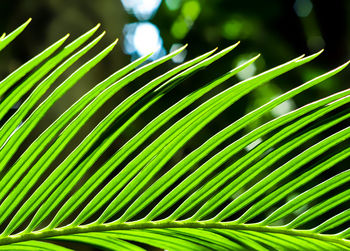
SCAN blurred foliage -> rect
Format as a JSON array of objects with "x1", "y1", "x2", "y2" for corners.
[
  {"x1": 1, "y1": 0, "x2": 349, "y2": 113},
  {"x1": 1, "y1": 0, "x2": 349, "y2": 99}
]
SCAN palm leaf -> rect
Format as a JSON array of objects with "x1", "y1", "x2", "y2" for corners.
[{"x1": 0, "y1": 20, "x2": 349, "y2": 250}]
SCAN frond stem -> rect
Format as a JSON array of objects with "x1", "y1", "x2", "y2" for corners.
[{"x1": 0, "y1": 221, "x2": 349, "y2": 247}]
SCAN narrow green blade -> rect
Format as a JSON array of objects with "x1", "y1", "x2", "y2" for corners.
[
  {"x1": 238, "y1": 115, "x2": 350, "y2": 223},
  {"x1": 0, "y1": 33, "x2": 69, "y2": 98},
  {"x1": 1, "y1": 44, "x2": 187, "y2": 235},
  {"x1": 25, "y1": 46, "x2": 218, "y2": 232},
  {"x1": 214, "y1": 126, "x2": 350, "y2": 222},
  {"x1": 46, "y1": 44, "x2": 242, "y2": 229},
  {"x1": 49, "y1": 233, "x2": 144, "y2": 251},
  {"x1": 0, "y1": 24, "x2": 101, "y2": 146},
  {"x1": 118, "y1": 60, "x2": 348, "y2": 223},
  {"x1": 0, "y1": 39, "x2": 118, "y2": 233},
  {"x1": 287, "y1": 184, "x2": 350, "y2": 229},
  {"x1": 94, "y1": 52, "x2": 319, "y2": 224},
  {"x1": 61, "y1": 47, "x2": 260, "y2": 227},
  {"x1": 262, "y1": 169, "x2": 350, "y2": 225},
  {"x1": 0, "y1": 18, "x2": 31, "y2": 51}
]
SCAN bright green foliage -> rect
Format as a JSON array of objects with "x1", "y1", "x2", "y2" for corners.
[{"x1": 0, "y1": 20, "x2": 349, "y2": 250}]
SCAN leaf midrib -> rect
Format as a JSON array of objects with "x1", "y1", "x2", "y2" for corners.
[{"x1": 0, "y1": 221, "x2": 349, "y2": 248}]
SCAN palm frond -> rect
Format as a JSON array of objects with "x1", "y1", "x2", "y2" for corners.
[{"x1": 0, "y1": 20, "x2": 349, "y2": 250}]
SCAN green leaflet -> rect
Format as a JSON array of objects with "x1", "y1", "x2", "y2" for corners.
[
  {"x1": 164, "y1": 89, "x2": 350, "y2": 222},
  {"x1": 56, "y1": 43, "x2": 244, "y2": 228},
  {"x1": 0, "y1": 25, "x2": 100, "y2": 124},
  {"x1": 121, "y1": 59, "x2": 348, "y2": 223},
  {"x1": 27, "y1": 46, "x2": 219, "y2": 232},
  {"x1": 0, "y1": 51, "x2": 152, "y2": 197},
  {"x1": 0, "y1": 24, "x2": 101, "y2": 147},
  {"x1": 0, "y1": 240, "x2": 71, "y2": 251},
  {"x1": 0, "y1": 19, "x2": 31, "y2": 52},
  {"x1": 262, "y1": 167, "x2": 350, "y2": 225},
  {"x1": 329, "y1": 210, "x2": 350, "y2": 238},
  {"x1": 287, "y1": 185, "x2": 350, "y2": 229},
  {"x1": 0, "y1": 36, "x2": 116, "y2": 170},
  {"x1": 83, "y1": 52, "x2": 319, "y2": 225},
  {"x1": 2, "y1": 44, "x2": 188, "y2": 236},
  {"x1": 109, "y1": 230, "x2": 208, "y2": 251},
  {"x1": 212, "y1": 125, "x2": 350, "y2": 222},
  {"x1": 0, "y1": 20, "x2": 350, "y2": 250},
  {"x1": 163, "y1": 228, "x2": 244, "y2": 250},
  {"x1": 0, "y1": 38, "x2": 119, "y2": 231},
  {"x1": 0, "y1": 33, "x2": 69, "y2": 99},
  {"x1": 49, "y1": 233, "x2": 144, "y2": 251}
]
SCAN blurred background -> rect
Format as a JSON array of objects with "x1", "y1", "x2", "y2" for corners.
[
  {"x1": 1, "y1": 0, "x2": 349, "y2": 126},
  {"x1": 0, "y1": 0, "x2": 350, "y2": 250},
  {"x1": 1, "y1": 0, "x2": 350, "y2": 94}
]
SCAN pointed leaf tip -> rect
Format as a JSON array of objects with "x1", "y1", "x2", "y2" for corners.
[
  {"x1": 219, "y1": 42, "x2": 240, "y2": 54},
  {"x1": 342, "y1": 59, "x2": 350, "y2": 68},
  {"x1": 95, "y1": 23, "x2": 101, "y2": 30},
  {"x1": 243, "y1": 53, "x2": 261, "y2": 63},
  {"x1": 171, "y1": 44, "x2": 188, "y2": 55},
  {"x1": 112, "y1": 37, "x2": 118, "y2": 45},
  {"x1": 85, "y1": 23, "x2": 101, "y2": 34},
  {"x1": 297, "y1": 54, "x2": 305, "y2": 60},
  {"x1": 325, "y1": 59, "x2": 350, "y2": 77},
  {"x1": 84, "y1": 24, "x2": 101, "y2": 36},
  {"x1": 253, "y1": 53, "x2": 261, "y2": 60},
  {"x1": 229, "y1": 41, "x2": 240, "y2": 49},
  {"x1": 91, "y1": 32, "x2": 107, "y2": 44},
  {"x1": 55, "y1": 33, "x2": 70, "y2": 45},
  {"x1": 146, "y1": 51, "x2": 155, "y2": 58},
  {"x1": 296, "y1": 49, "x2": 323, "y2": 63},
  {"x1": 106, "y1": 38, "x2": 118, "y2": 50},
  {"x1": 245, "y1": 53, "x2": 261, "y2": 64},
  {"x1": 312, "y1": 48, "x2": 324, "y2": 57},
  {"x1": 228, "y1": 53, "x2": 260, "y2": 74},
  {"x1": 208, "y1": 47, "x2": 218, "y2": 54},
  {"x1": 330, "y1": 59, "x2": 350, "y2": 73}
]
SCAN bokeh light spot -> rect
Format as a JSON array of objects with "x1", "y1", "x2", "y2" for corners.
[
  {"x1": 294, "y1": 0, "x2": 313, "y2": 18},
  {"x1": 182, "y1": 0, "x2": 201, "y2": 21},
  {"x1": 165, "y1": 0, "x2": 181, "y2": 11},
  {"x1": 307, "y1": 35, "x2": 325, "y2": 51},
  {"x1": 222, "y1": 20, "x2": 242, "y2": 40},
  {"x1": 171, "y1": 18, "x2": 189, "y2": 39},
  {"x1": 121, "y1": 0, "x2": 162, "y2": 20},
  {"x1": 236, "y1": 60, "x2": 257, "y2": 80},
  {"x1": 245, "y1": 138, "x2": 262, "y2": 151},
  {"x1": 123, "y1": 22, "x2": 165, "y2": 60},
  {"x1": 134, "y1": 22, "x2": 162, "y2": 56},
  {"x1": 170, "y1": 43, "x2": 187, "y2": 63},
  {"x1": 271, "y1": 99, "x2": 296, "y2": 117}
]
